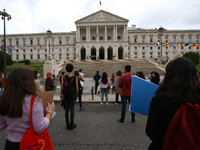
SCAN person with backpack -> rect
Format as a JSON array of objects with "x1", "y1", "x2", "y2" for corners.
[
  {"x1": 45, "y1": 72, "x2": 55, "y2": 91},
  {"x1": 62, "y1": 64, "x2": 79, "y2": 130},
  {"x1": 146, "y1": 57, "x2": 200, "y2": 150},
  {"x1": 93, "y1": 71, "x2": 101, "y2": 94}
]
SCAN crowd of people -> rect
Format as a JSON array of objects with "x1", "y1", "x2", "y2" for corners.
[{"x1": 0, "y1": 57, "x2": 200, "y2": 150}]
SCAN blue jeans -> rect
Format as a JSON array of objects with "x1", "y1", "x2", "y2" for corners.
[
  {"x1": 101, "y1": 88, "x2": 108, "y2": 103},
  {"x1": 120, "y1": 96, "x2": 135, "y2": 122},
  {"x1": 0, "y1": 87, "x2": 3, "y2": 96}
]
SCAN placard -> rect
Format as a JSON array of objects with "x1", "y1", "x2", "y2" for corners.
[
  {"x1": 37, "y1": 91, "x2": 54, "y2": 115},
  {"x1": 130, "y1": 75, "x2": 158, "y2": 115}
]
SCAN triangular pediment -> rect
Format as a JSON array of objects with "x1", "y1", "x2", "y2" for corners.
[{"x1": 75, "y1": 10, "x2": 128, "y2": 24}]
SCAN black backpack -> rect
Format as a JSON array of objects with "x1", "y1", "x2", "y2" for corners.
[{"x1": 63, "y1": 75, "x2": 76, "y2": 97}]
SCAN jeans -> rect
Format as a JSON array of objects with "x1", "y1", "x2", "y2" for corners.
[
  {"x1": 101, "y1": 88, "x2": 108, "y2": 103},
  {"x1": 115, "y1": 93, "x2": 119, "y2": 103},
  {"x1": 78, "y1": 88, "x2": 83, "y2": 108},
  {"x1": 64, "y1": 97, "x2": 75, "y2": 126},
  {"x1": 95, "y1": 82, "x2": 99, "y2": 94},
  {"x1": 120, "y1": 96, "x2": 135, "y2": 122},
  {"x1": 0, "y1": 87, "x2": 3, "y2": 96}
]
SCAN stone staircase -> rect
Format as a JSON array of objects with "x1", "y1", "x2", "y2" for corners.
[{"x1": 57, "y1": 59, "x2": 165, "y2": 78}]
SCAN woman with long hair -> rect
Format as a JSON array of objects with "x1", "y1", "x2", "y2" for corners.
[
  {"x1": 99, "y1": 72, "x2": 110, "y2": 105},
  {"x1": 0, "y1": 67, "x2": 55, "y2": 150},
  {"x1": 33, "y1": 70, "x2": 42, "y2": 91},
  {"x1": 146, "y1": 57, "x2": 200, "y2": 150}
]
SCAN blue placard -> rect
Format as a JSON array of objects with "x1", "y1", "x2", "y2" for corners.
[{"x1": 130, "y1": 75, "x2": 159, "y2": 115}]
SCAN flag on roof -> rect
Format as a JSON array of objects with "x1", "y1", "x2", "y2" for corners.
[
  {"x1": 185, "y1": 43, "x2": 189, "y2": 47},
  {"x1": 150, "y1": 41, "x2": 154, "y2": 45},
  {"x1": 162, "y1": 42, "x2": 168, "y2": 47},
  {"x1": 8, "y1": 44, "x2": 12, "y2": 57},
  {"x1": 170, "y1": 43, "x2": 175, "y2": 47},
  {"x1": 156, "y1": 42, "x2": 160, "y2": 46},
  {"x1": 191, "y1": 44, "x2": 195, "y2": 48},
  {"x1": 100, "y1": 0, "x2": 101, "y2": 5}
]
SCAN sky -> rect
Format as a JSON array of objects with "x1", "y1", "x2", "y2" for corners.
[{"x1": 0, "y1": 0, "x2": 200, "y2": 34}]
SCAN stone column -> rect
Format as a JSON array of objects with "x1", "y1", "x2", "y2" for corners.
[
  {"x1": 96, "y1": 26, "x2": 99, "y2": 41},
  {"x1": 86, "y1": 27, "x2": 88, "y2": 42},
  {"x1": 88, "y1": 26, "x2": 90, "y2": 41},
  {"x1": 116, "y1": 26, "x2": 118, "y2": 40},
  {"x1": 113, "y1": 26, "x2": 115, "y2": 41},
  {"x1": 105, "y1": 47, "x2": 108, "y2": 60},
  {"x1": 105, "y1": 26, "x2": 107, "y2": 41},
  {"x1": 96, "y1": 47, "x2": 99, "y2": 60},
  {"x1": 124, "y1": 25, "x2": 126, "y2": 40}
]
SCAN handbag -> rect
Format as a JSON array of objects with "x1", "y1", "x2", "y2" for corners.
[
  {"x1": 115, "y1": 86, "x2": 122, "y2": 94},
  {"x1": 20, "y1": 96, "x2": 54, "y2": 150}
]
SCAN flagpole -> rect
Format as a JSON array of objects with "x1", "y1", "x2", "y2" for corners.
[{"x1": 0, "y1": 9, "x2": 11, "y2": 78}]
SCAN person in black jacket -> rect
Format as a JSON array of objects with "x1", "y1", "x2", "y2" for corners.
[
  {"x1": 45, "y1": 72, "x2": 55, "y2": 91},
  {"x1": 146, "y1": 57, "x2": 200, "y2": 150}
]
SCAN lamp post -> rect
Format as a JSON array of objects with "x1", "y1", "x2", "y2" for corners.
[
  {"x1": 158, "y1": 26, "x2": 165, "y2": 57},
  {"x1": 0, "y1": 9, "x2": 11, "y2": 78},
  {"x1": 46, "y1": 29, "x2": 52, "y2": 60}
]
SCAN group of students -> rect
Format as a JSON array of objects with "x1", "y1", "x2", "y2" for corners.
[{"x1": 0, "y1": 57, "x2": 200, "y2": 149}]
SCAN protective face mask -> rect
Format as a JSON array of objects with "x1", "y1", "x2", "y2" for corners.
[{"x1": 37, "y1": 73, "x2": 40, "y2": 78}]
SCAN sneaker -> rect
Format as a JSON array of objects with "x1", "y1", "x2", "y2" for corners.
[
  {"x1": 101, "y1": 102, "x2": 103, "y2": 105},
  {"x1": 115, "y1": 103, "x2": 118, "y2": 105},
  {"x1": 69, "y1": 124, "x2": 77, "y2": 130},
  {"x1": 117, "y1": 119, "x2": 124, "y2": 123},
  {"x1": 106, "y1": 103, "x2": 109, "y2": 105},
  {"x1": 132, "y1": 119, "x2": 135, "y2": 123},
  {"x1": 80, "y1": 107, "x2": 85, "y2": 111}
]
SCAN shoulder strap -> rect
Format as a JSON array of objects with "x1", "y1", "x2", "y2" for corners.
[{"x1": 30, "y1": 96, "x2": 36, "y2": 129}]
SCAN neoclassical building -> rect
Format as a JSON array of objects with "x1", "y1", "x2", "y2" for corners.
[{"x1": 0, "y1": 10, "x2": 200, "y2": 62}]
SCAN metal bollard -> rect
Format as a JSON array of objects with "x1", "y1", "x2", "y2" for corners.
[{"x1": 91, "y1": 86, "x2": 94, "y2": 100}]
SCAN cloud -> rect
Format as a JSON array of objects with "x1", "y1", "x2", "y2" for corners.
[{"x1": 0, "y1": 0, "x2": 200, "y2": 34}]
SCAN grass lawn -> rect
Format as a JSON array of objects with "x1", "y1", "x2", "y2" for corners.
[{"x1": 6, "y1": 62, "x2": 44, "y2": 77}]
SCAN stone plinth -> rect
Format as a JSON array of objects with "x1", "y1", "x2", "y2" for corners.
[{"x1": 43, "y1": 59, "x2": 58, "y2": 78}]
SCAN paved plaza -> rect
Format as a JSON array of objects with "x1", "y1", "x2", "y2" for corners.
[{"x1": 0, "y1": 94, "x2": 150, "y2": 150}]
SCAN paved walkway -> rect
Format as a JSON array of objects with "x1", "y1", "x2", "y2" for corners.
[{"x1": 54, "y1": 92, "x2": 117, "y2": 103}]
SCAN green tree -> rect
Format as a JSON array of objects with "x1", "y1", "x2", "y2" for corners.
[
  {"x1": 0, "y1": 52, "x2": 13, "y2": 72},
  {"x1": 183, "y1": 52, "x2": 199, "y2": 65}
]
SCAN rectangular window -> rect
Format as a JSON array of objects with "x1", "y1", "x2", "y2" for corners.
[
  {"x1": 173, "y1": 37, "x2": 176, "y2": 43},
  {"x1": 150, "y1": 53, "x2": 153, "y2": 58},
  {"x1": 181, "y1": 37, "x2": 184, "y2": 43},
  {"x1": 59, "y1": 39, "x2": 62, "y2": 45},
  {"x1": 67, "y1": 48, "x2": 69, "y2": 51},
  {"x1": 30, "y1": 55, "x2": 33, "y2": 60},
  {"x1": 30, "y1": 49, "x2": 33, "y2": 52},
  {"x1": 45, "y1": 39, "x2": 47, "y2": 45},
  {"x1": 23, "y1": 49, "x2": 26, "y2": 52},
  {"x1": 38, "y1": 49, "x2": 40, "y2": 52},
  {"x1": 66, "y1": 39, "x2": 69, "y2": 44},
  {"x1": 158, "y1": 53, "x2": 160, "y2": 57},
  {"x1": 150, "y1": 47, "x2": 153, "y2": 50},
  {"x1": 166, "y1": 53, "x2": 168, "y2": 57},
  {"x1": 134, "y1": 37, "x2": 137, "y2": 43},
  {"x1": 45, "y1": 49, "x2": 47, "y2": 52},
  {"x1": 150, "y1": 37, "x2": 153, "y2": 43},
  {"x1": 16, "y1": 55, "x2": 19, "y2": 60},
  {"x1": 196, "y1": 36, "x2": 199, "y2": 43},
  {"x1": 158, "y1": 47, "x2": 160, "y2": 50},
  {"x1": 142, "y1": 37, "x2": 145, "y2": 43},
  {"x1": 142, "y1": 47, "x2": 145, "y2": 50},
  {"x1": 37, "y1": 39, "x2": 40, "y2": 46},
  {"x1": 59, "y1": 54, "x2": 62, "y2": 59},
  {"x1": 134, "y1": 53, "x2": 137, "y2": 58},
  {"x1": 38, "y1": 55, "x2": 40, "y2": 59},
  {"x1": 142, "y1": 53, "x2": 145, "y2": 58},
  {"x1": 135, "y1": 47, "x2": 137, "y2": 50},
  {"x1": 173, "y1": 46, "x2": 176, "y2": 50},
  {"x1": 16, "y1": 41, "x2": 19, "y2": 46},
  {"x1": 45, "y1": 54, "x2": 47, "y2": 59},
  {"x1": 59, "y1": 48, "x2": 62, "y2": 52},
  {"x1": 30, "y1": 39, "x2": 33, "y2": 46},
  {"x1": 23, "y1": 40, "x2": 26, "y2": 46},
  {"x1": 23, "y1": 55, "x2": 26, "y2": 60}
]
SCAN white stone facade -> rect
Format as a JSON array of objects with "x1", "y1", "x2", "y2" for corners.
[{"x1": 0, "y1": 10, "x2": 200, "y2": 62}]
